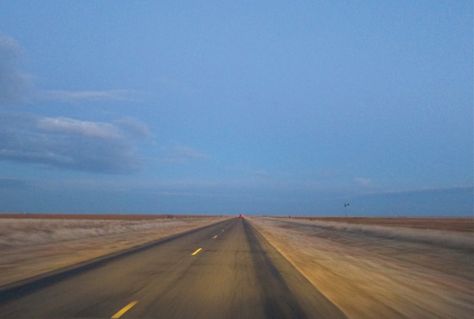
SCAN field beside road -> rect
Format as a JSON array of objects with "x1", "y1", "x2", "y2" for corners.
[
  {"x1": 249, "y1": 216, "x2": 474, "y2": 319},
  {"x1": 1, "y1": 214, "x2": 472, "y2": 318},
  {"x1": 0, "y1": 214, "x2": 225, "y2": 288},
  {"x1": 0, "y1": 218, "x2": 345, "y2": 319},
  {"x1": 285, "y1": 216, "x2": 474, "y2": 232}
]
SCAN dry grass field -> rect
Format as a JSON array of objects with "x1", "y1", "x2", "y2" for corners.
[
  {"x1": 0, "y1": 214, "x2": 225, "y2": 287},
  {"x1": 249, "y1": 216, "x2": 474, "y2": 319},
  {"x1": 287, "y1": 216, "x2": 474, "y2": 232}
]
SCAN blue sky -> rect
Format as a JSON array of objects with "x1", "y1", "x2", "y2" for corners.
[{"x1": 0, "y1": 1, "x2": 472, "y2": 215}]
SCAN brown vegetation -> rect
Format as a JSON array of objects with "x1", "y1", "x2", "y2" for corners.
[
  {"x1": 0, "y1": 215, "x2": 225, "y2": 287},
  {"x1": 282, "y1": 216, "x2": 474, "y2": 232},
  {"x1": 250, "y1": 217, "x2": 474, "y2": 319},
  {"x1": 0, "y1": 213, "x2": 216, "y2": 220}
]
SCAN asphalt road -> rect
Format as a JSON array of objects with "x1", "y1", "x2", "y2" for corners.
[{"x1": 0, "y1": 218, "x2": 346, "y2": 319}]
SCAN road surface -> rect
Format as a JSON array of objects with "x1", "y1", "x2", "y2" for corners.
[{"x1": 0, "y1": 218, "x2": 346, "y2": 318}]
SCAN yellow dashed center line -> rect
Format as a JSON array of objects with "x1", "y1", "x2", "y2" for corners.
[
  {"x1": 111, "y1": 301, "x2": 138, "y2": 319},
  {"x1": 191, "y1": 247, "x2": 203, "y2": 256}
]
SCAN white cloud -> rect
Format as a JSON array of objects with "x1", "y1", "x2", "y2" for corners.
[
  {"x1": 0, "y1": 113, "x2": 150, "y2": 173},
  {"x1": 354, "y1": 177, "x2": 372, "y2": 187},
  {"x1": 37, "y1": 117, "x2": 122, "y2": 139},
  {"x1": 0, "y1": 33, "x2": 152, "y2": 173},
  {"x1": 0, "y1": 34, "x2": 21, "y2": 55},
  {"x1": 40, "y1": 89, "x2": 136, "y2": 103},
  {"x1": 0, "y1": 34, "x2": 31, "y2": 105},
  {"x1": 0, "y1": 33, "x2": 137, "y2": 106},
  {"x1": 115, "y1": 117, "x2": 151, "y2": 138},
  {"x1": 162, "y1": 145, "x2": 209, "y2": 163}
]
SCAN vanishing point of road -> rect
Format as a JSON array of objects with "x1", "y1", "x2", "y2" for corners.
[{"x1": 0, "y1": 218, "x2": 346, "y2": 319}]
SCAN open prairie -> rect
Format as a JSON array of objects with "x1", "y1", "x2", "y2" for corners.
[
  {"x1": 286, "y1": 216, "x2": 474, "y2": 232},
  {"x1": 249, "y1": 216, "x2": 474, "y2": 319},
  {"x1": 0, "y1": 215, "x2": 472, "y2": 318},
  {"x1": 0, "y1": 214, "x2": 225, "y2": 287}
]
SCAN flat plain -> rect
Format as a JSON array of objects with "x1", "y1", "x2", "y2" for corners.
[
  {"x1": 249, "y1": 216, "x2": 474, "y2": 319},
  {"x1": 288, "y1": 216, "x2": 474, "y2": 232},
  {"x1": 0, "y1": 214, "x2": 224, "y2": 287},
  {"x1": 0, "y1": 217, "x2": 345, "y2": 319},
  {"x1": 0, "y1": 214, "x2": 472, "y2": 318}
]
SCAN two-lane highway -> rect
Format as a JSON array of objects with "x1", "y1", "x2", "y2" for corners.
[{"x1": 0, "y1": 218, "x2": 346, "y2": 318}]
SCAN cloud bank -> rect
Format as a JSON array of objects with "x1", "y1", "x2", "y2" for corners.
[
  {"x1": 0, "y1": 33, "x2": 151, "y2": 174},
  {"x1": 39, "y1": 89, "x2": 137, "y2": 103},
  {"x1": 0, "y1": 34, "x2": 31, "y2": 105},
  {"x1": 0, "y1": 34, "x2": 136, "y2": 106},
  {"x1": 0, "y1": 113, "x2": 149, "y2": 173},
  {"x1": 162, "y1": 145, "x2": 209, "y2": 163}
]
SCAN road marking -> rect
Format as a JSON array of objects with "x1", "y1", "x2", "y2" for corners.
[
  {"x1": 212, "y1": 235, "x2": 218, "y2": 239},
  {"x1": 111, "y1": 301, "x2": 138, "y2": 319},
  {"x1": 191, "y1": 247, "x2": 203, "y2": 256}
]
